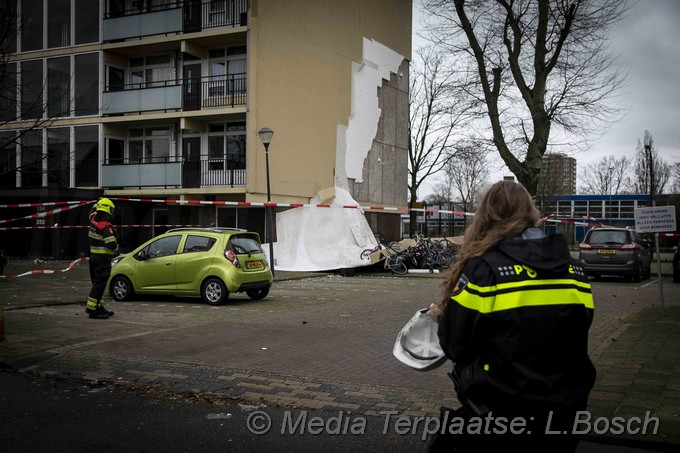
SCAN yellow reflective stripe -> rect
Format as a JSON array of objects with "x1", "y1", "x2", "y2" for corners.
[
  {"x1": 467, "y1": 279, "x2": 592, "y2": 294},
  {"x1": 88, "y1": 231, "x2": 103, "y2": 239},
  {"x1": 453, "y1": 280, "x2": 594, "y2": 313},
  {"x1": 86, "y1": 297, "x2": 98, "y2": 309},
  {"x1": 90, "y1": 248, "x2": 114, "y2": 255},
  {"x1": 103, "y1": 236, "x2": 116, "y2": 244}
]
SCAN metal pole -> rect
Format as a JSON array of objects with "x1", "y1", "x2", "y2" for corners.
[
  {"x1": 646, "y1": 144, "x2": 664, "y2": 316},
  {"x1": 264, "y1": 145, "x2": 275, "y2": 276},
  {"x1": 655, "y1": 232, "x2": 665, "y2": 316}
]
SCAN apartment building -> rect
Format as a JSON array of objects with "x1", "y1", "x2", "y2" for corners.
[
  {"x1": 0, "y1": 0, "x2": 412, "y2": 258},
  {"x1": 539, "y1": 152, "x2": 577, "y2": 195}
]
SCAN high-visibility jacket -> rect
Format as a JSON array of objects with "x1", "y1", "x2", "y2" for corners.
[
  {"x1": 88, "y1": 215, "x2": 119, "y2": 256},
  {"x1": 438, "y1": 230, "x2": 596, "y2": 409}
]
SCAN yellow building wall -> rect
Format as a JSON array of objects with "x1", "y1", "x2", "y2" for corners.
[{"x1": 247, "y1": 0, "x2": 412, "y2": 204}]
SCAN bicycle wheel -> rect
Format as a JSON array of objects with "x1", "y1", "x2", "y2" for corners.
[{"x1": 384, "y1": 255, "x2": 407, "y2": 275}]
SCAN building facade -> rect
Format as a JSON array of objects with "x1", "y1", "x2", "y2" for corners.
[
  {"x1": 0, "y1": 0, "x2": 412, "y2": 259},
  {"x1": 540, "y1": 152, "x2": 577, "y2": 195}
]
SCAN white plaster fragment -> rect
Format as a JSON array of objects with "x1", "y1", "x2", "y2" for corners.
[{"x1": 340, "y1": 38, "x2": 404, "y2": 184}]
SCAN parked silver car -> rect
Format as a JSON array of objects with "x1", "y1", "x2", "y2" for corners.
[{"x1": 578, "y1": 227, "x2": 651, "y2": 282}]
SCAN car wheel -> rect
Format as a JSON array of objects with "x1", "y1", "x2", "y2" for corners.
[
  {"x1": 246, "y1": 287, "x2": 269, "y2": 300},
  {"x1": 631, "y1": 264, "x2": 642, "y2": 283},
  {"x1": 202, "y1": 278, "x2": 228, "y2": 305},
  {"x1": 110, "y1": 275, "x2": 135, "y2": 302}
]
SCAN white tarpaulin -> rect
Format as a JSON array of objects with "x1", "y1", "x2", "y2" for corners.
[{"x1": 267, "y1": 187, "x2": 377, "y2": 272}]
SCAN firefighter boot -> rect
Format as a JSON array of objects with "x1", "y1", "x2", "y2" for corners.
[
  {"x1": 99, "y1": 303, "x2": 115, "y2": 317},
  {"x1": 86, "y1": 307, "x2": 109, "y2": 320}
]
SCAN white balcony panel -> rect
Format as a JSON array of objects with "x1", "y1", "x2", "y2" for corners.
[
  {"x1": 102, "y1": 85, "x2": 182, "y2": 114},
  {"x1": 103, "y1": 9, "x2": 182, "y2": 41},
  {"x1": 102, "y1": 163, "x2": 181, "y2": 188}
]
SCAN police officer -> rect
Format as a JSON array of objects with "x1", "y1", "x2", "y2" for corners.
[
  {"x1": 86, "y1": 198, "x2": 119, "y2": 320},
  {"x1": 427, "y1": 181, "x2": 595, "y2": 452}
]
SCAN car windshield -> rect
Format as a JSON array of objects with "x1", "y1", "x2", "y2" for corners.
[
  {"x1": 228, "y1": 236, "x2": 263, "y2": 254},
  {"x1": 588, "y1": 230, "x2": 628, "y2": 245}
]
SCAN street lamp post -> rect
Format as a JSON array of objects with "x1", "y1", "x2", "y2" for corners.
[{"x1": 258, "y1": 127, "x2": 275, "y2": 276}]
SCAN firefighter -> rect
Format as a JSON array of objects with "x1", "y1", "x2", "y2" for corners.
[
  {"x1": 86, "y1": 197, "x2": 119, "y2": 320},
  {"x1": 427, "y1": 181, "x2": 595, "y2": 452}
]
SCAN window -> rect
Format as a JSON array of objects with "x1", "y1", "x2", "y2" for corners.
[
  {"x1": 47, "y1": 128, "x2": 70, "y2": 187},
  {"x1": 0, "y1": 131, "x2": 17, "y2": 188},
  {"x1": 48, "y1": 0, "x2": 71, "y2": 48},
  {"x1": 74, "y1": 53, "x2": 99, "y2": 116},
  {"x1": 145, "y1": 235, "x2": 181, "y2": 258},
  {"x1": 21, "y1": 60, "x2": 43, "y2": 120},
  {"x1": 21, "y1": 130, "x2": 43, "y2": 188},
  {"x1": 208, "y1": 46, "x2": 246, "y2": 101},
  {"x1": 0, "y1": 2, "x2": 17, "y2": 54},
  {"x1": 183, "y1": 235, "x2": 216, "y2": 253},
  {"x1": 129, "y1": 126, "x2": 172, "y2": 163},
  {"x1": 75, "y1": 125, "x2": 99, "y2": 187},
  {"x1": 21, "y1": 0, "x2": 43, "y2": 51},
  {"x1": 130, "y1": 55, "x2": 173, "y2": 88},
  {"x1": 47, "y1": 57, "x2": 71, "y2": 117},
  {"x1": 75, "y1": 0, "x2": 100, "y2": 44},
  {"x1": 207, "y1": 121, "x2": 245, "y2": 171},
  {"x1": 0, "y1": 62, "x2": 16, "y2": 122}
]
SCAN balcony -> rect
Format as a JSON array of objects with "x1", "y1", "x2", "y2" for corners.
[
  {"x1": 102, "y1": 75, "x2": 246, "y2": 115},
  {"x1": 103, "y1": 5, "x2": 182, "y2": 41},
  {"x1": 102, "y1": 156, "x2": 246, "y2": 189},
  {"x1": 103, "y1": 0, "x2": 248, "y2": 42}
]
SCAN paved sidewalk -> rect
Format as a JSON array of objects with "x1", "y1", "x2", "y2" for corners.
[{"x1": 1, "y1": 259, "x2": 679, "y2": 452}]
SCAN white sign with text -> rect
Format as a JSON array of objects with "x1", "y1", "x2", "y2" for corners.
[{"x1": 633, "y1": 206, "x2": 676, "y2": 233}]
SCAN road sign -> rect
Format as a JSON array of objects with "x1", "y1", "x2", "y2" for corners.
[{"x1": 634, "y1": 206, "x2": 676, "y2": 233}]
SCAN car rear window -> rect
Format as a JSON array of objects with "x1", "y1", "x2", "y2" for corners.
[
  {"x1": 587, "y1": 230, "x2": 628, "y2": 245},
  {"x1": 227, "y1": 235, "x2": 263, "y2": 255},
  {"x1": 183, "y1": 235, "x2": 216, "y2": 253}
]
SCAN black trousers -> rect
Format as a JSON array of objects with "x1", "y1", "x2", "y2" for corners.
[{"x1": 88, "y1": 254, "x2": 112, "y2": 304}]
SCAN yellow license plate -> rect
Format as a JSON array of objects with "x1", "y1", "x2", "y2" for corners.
[
  {"x1": 598, "y1": 249, "x2": 616, "y2": 254},
  {"x1": 245, "y1": 260, "x2": 263, "y2": 269}
]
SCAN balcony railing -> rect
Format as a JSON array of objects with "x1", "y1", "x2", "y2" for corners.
[
  {"x1": 102, "y1": 156, "x2": 246, "y2": 189},
  {"x1": 103, "y1": 0, "x2": 248, "y2": 41},
  {"x1": 102, "y1": 74, "x2": 246, "y2": 115}
]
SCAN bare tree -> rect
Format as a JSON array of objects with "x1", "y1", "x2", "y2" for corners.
[
  {"x1": 408, "y1": 47, "x2": 470, "y2": 235},
  {"x1": 580, "y1": 155, "x2": 632, "y2": 195},
  {"x1": 424, "y1": 181, "x2": 453, "y2": 206},
  {"x1": 421, "y1": 0, "x2": 628, "y2": 195},
  {"x1": 672, "y1": 163, "x2": 680, "y2": 194},
  {"x1": 633, "y1": 131, "x2": 671, "y2": 197},
  {"x1": 444, "y1": 140, "x2": 489, "y2": 210}
]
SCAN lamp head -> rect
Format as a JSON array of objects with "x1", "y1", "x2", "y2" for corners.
[{"x1": 258, "y1": 128, "x2": 274, "y2": 147}]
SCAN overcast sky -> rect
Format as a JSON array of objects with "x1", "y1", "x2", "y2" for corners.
[{"x1": 413, "y1": 0, "x2": 680, "y2": 195}]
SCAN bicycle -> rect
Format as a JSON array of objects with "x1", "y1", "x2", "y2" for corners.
[{"x1": 360, "y1": 241, "x2": 406, "y2": 261}]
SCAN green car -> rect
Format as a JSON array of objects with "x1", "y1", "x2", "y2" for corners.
[{"x1": 108, "y1": 227, "x2": 273, "y2": 305}]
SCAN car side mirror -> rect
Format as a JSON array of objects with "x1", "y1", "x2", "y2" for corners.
[{"x1": 136, "y1": 250, "x2": 149, "y2": 261}]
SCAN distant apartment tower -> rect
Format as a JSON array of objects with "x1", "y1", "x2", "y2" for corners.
[
  {"x1": 0, "y1": 0, "x2": 412, "y2": 258},
  {"x1": 540, "y1": 153, "x2": 577, "y2": 194}
]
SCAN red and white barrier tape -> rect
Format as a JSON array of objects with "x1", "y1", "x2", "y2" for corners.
[
  {"x1": 0, "y1": 200, "x2": 90, "y2": 209},
  {"x1": 0, "y1": 201, "x2": 92, "y2": 225},
  {"x1": 0, "y1": 224, "x2": 203, "y2": 231},
  {"x1": 0, "y1": 257, "x2": 88, "y2": 279}
]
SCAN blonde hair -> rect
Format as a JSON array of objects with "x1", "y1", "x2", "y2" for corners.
[{"x1": 440, "y1": 180, "x2": 540, "y2": 303}]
